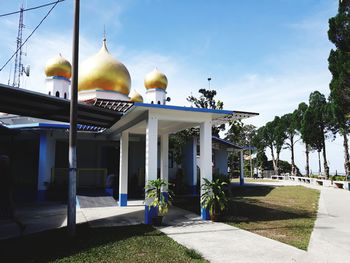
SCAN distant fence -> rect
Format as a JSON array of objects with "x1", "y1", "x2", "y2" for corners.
[
  {"x1": 258, "y1": 170, "x2": 347, "y2": 178},
  {"x1": 261, "y1": 170, "x2": 275, "y2": 178},
  {"x1": 51, "y1": 168, "x2": 108, "y2": 188}
]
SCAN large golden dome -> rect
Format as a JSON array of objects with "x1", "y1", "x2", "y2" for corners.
[
  {"x1": 144, "y1": 68, "x2": 168, "y2": 90},
  {"x1": 129, "y1": 89, "x2": 143, "y2": 102},
  {"x1": 78, "y1": 39, "x2": 131, "y2": 95},
  {"x1": 45, "y1": 54, "x2": 72, "y2": 79}
]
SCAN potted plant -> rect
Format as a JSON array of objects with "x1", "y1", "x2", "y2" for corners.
[
  {"x1": 201, "y1": 178, "x2": 228, "y2": 221},
  {"x1": 145, "y1": 178, "x2": 173, "y2": 226}
]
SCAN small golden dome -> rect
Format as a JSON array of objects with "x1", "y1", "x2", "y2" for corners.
[
  {"x1": 129, "y1": 89, "x2": 143, "y2": 102},
  {"x1": 144, "y1": 68, "x2": 168, "y2": 90},
  {"x1": 78, "y1": 39, "x2": 131, "y2": 95},
  {"x1": 45, "y1": 54, "x2": 72, "y2": 79}
]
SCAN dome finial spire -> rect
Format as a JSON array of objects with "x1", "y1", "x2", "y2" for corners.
[
  {"x1": 103, "y1": 25, "x2": 106, "y2": 42},
  {"x1": 101, "y1": 26, "x2": 109, "y2": 52}
]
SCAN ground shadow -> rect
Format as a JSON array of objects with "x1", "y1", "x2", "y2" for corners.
[
  {"x1": 230, "y1": 184, "x2": 275, "y2": 197},
  {"x1": 223, "y1": 199, "x2": 314, "y2": 222},
  {"x1": 174, "y1": 185, "x2": 315, "y2": 223},
  {"x1": 0, "y1": 223, "x2": 157, "y2": 262}
]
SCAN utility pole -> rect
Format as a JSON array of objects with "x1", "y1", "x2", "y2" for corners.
[
  {"x1": 12, "y1": 5, "x2": 24, "y2": 88},
  {"x1": 68, "y1": 0, "x2": 80, "y2": 237}
]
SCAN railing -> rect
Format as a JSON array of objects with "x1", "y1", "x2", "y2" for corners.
[{"x1": 287, "y1": 175, "x2": 350, "y2": 190}]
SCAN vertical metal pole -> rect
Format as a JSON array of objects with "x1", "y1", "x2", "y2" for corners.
[
  {"x1": 240, "y1": 150, "x2": 244, "y2": 185},
  {"x1": 68, "y1": 0, "x2": 80, "y2": 237},
  {"x1": 250, "y1": 149, "x2": 253, "y2": 178}
]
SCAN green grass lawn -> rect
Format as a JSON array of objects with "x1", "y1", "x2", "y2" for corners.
[
  {"x1": 174, "y1": 185, "x2": 319, "y2": 250},
  {"x1": 0, "y1": 224, "x2": 207, "y2": 263}
]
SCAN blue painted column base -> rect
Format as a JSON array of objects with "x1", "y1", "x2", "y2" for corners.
[
  {"x1": 37, "y1": 190, "x2": 47, "y2": 202},
  {"x1": 145, "y1": 205, "x2": 158, "y2": 225},
  {"x1": 119, "y1": 193, "x2": 128, "y2": 207},
  {"x1": 105, "y1": 187, "x2": 113, "y2": 197},
  {"x1": 161, "y1": 191, "x2": 168, "y2": 203},
  {"x1": 201, "y1": 207, "x2": 210, "y2": 220},
  {"x1": 240, "y1": 177, "x2": 245, "y2": 186},
  {"x1": 189, "y1": 185, "x2": 198, "y2": 195}
]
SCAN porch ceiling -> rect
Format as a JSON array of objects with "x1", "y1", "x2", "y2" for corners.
[{"x1": 105, "y1": 102, "x2": 258, "y2": 137}]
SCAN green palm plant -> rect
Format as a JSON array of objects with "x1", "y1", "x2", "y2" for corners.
[
  {"x1": 145, "y1": 179, "x2": 173, "y2": 216},
  {"x1": 201, "y1": 178, "x2": 228, "y2": 220}
]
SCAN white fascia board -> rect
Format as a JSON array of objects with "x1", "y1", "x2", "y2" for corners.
[{"x1": 149, "y1": 108, "x2": 212, "y2": 123}]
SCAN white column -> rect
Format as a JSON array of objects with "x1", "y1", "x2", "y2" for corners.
[
  {"x1": 37, "y1": 132, "x2": 55, "y2": 201},
  {"x1": 160, "y1": 133, "x2": 169, "y2": 192},
  {"x1": 119, "y1": 131, "x2": 129, "y2": 206},
  {"x1": 240, "y1": 150, "x2": 245, "y2": 186},
  {"x1": 200, "y1": 120, "x2": 212, "y2": 220},
  {"x1": 146, "y1": 116, "x2": 158, "y2": 182},
  {"x1": 145, "y1": 115, "x2": 158, "y2": 224}
]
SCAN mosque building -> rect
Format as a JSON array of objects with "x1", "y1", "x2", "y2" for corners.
[{"x1": 0, "y1": 38, "x2": 257, "y2": 223}]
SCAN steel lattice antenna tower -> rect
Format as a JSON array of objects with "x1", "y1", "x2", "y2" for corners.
[{"x1": 12, "y1": 5, "x2": 25, "y2": 88}]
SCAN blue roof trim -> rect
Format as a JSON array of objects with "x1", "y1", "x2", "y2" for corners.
[
  {"x1": 242, "y1": 146, "x2": 257, "y2": 151},
  {"x1": 7, "y1": 123, "x2": 104, "y2": 132},
  {"x1": 133, "y1": 102, "x2": 233, "y2": 115},
  {"x1": 49, "y1": 76, "x2": 71, "y2": 82},
  {"x1": 7, "y1": 123, "x2": 68, "y2": 129},
  {"x1": 212, "y1": 136, "x2": 243, "y2": 149},
  {"x1": 145, "y1": 88, "x2": 167, "y2": 93}
]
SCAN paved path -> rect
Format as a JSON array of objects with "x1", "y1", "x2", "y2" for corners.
[
  {"x1": 305, "y1": 186, "x2": 350, "y2": 262},
  {"x1": 159, "y1": 207, "x2": 305, "y2": 263}
]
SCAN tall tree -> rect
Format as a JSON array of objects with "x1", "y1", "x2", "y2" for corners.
[
  {"x1": 301, "y1": 91, "x2": 331, "y2": 178},
  {"x1": 261, "y1": 116, "x2": 287, "y2": 175},
  {"x1": 294, "y1": 102, "x2": 311, "y2": 176},
  {"x1": 252, "y1": 127, "x2": 268, "y2": 173},
  {"x1": 328, "y1": 0, "x2": 350, "y2": 176},
  {"x1": 225, "y1": 120, "x2": 256, "y2": 146},
  {"x1": 281, "y1": 113, "x2": 299, "y2": 176}
]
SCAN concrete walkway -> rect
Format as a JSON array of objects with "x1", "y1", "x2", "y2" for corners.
[
  {"x1": 0, "y1": 200, "x2": 145, "y2": 240},
  {"x1": 305, "y1": 186, "x2": 350, "y2": 262},
  {"x1": 159, "y1": 207, "x2": 305, "y2": 263}
]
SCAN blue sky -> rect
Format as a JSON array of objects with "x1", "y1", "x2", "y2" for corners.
[{"x1": 0, "y1": 0, "x2": 344, "y2": 174}]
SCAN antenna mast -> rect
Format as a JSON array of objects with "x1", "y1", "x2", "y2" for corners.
[{"x1": 12, "y1": 5, "x2": 25, "y2": 88}]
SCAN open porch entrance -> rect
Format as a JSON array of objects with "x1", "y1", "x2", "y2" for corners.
[{"x1": 106, "y1": 104, "x2": 216, "y2": 223}]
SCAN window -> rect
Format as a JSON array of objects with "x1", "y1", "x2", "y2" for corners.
[
  {"x1": 64, "y1": 92, "x2": 67, "y2": 99},
  {"x1": 55, "y1": 91, "x2": 60, "y2": 97},
  {"x1": 48, "y1": 91, "x2": 51, "y2": 96}
]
